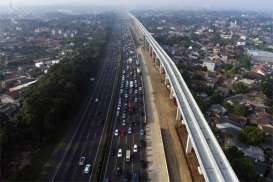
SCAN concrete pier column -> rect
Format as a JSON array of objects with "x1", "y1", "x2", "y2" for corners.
[
  {"x1": 170, "y1": 88, "x2": 174, "y2": 100},
  {"x1": 148, "y1": 45, "x2": 151, "y2": 54},
  {"x1": 143, "y1": 36, "x2": 147, "y2": 50},
  {"x1": 186, "y1": 135, "x2": 193, "y2": 154},
  {"x1": 156, "y1": 57, "x2": 160, "y2": 65},
  {"x1": 159, "y1": 64, "x2": 164, "y2": 74},
  {"x1": 176, "y1": 107, "x2": 182, "y2": 121},
  {"x1": 164, "y1": 75, "x2": 169, "y2": 85}
]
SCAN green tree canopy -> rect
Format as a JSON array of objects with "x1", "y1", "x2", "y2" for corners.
[
  {"x1": 210, "y1": 90, "x2": 224, "y2": 105},
  {"x1": 239, "y1": 126, "x2": 265, "y2": 145},
  {"x1": 262, "y1": 76, "x2": 273, "y2": 98},
  {"x1": 225, "y1": 146, "x2": 258, "y2": 182},
  {"x1": 232, "y1": 82, "x2": 249, "y2": 94},
  {"x1": 233, "y1": 104, "x2": 249, "y2": 117}
]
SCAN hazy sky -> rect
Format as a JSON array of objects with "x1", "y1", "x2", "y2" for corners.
[{"x1": 1, "y1": 0, "x2": 273, "y2": 10}]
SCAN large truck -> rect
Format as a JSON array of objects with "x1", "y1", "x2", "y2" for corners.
[{"x1": 126, "y1": 150, "x2": 131, "y2": 162}]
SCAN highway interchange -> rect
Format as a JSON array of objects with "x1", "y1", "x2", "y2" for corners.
[{"x1": 49, "y1": 15, "x2": 147, "y2": 182}]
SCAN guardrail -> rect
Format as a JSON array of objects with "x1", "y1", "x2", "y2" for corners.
[{"x1": 129, "y1": 13, "x2": 239, "y2": 182}]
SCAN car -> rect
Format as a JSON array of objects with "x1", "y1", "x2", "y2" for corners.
[
  {"x1": 117, "y1": 148, "x2": 122, "y2": 157},
  {"x1": 83, "y1": 164, "x2": 91, "y2": 174},
  {"x1": 122, "y1": 120, "x2": 126, "y2": 126},
  {"x1": 116, "y1": 167, "x2": 122, "y2": 175},
  {"x1": 122, "y1": 113, "x2": 126, "y2": 119},
  {"x1": 114, "y1": 129, "x2": 119, "y2": 136},
  {"x1": 79, "y1": 156, "x2": 86, "y2": 166},
  {"x1": 95, "y1": 98, "x2": 99, "y2": 102},
  {"x1": 128, "y1": 127, "x2": 132, "y2": 134},
  {"x1": 133, "y1": 144, "x2": 138, "y2": 152},
  {"x1": 140, "y1": 129, "x2": 145, "y2": 136}
]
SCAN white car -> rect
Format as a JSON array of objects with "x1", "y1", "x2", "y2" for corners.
[
  {"x1": 122, "y1": 120, "x2": 126, "y2": 126},
  {"x1": 83, "y1": 164, "x2": 91, "y2": 174},
  {"x1": 95, "y1": 98, "x2": 99, "y2": 102},
  {"x1": 79, "y1": 156, "x2": 86, "y2": 166},
  {"x1": 128, "y1": 127, "x2": 132, "y2": 134},
  {"x1": 133, "y1": 144, "x2": 138, "y2": 153},
  {"x1": 114, "y1": 129, "x2": 119, "y2": 136},
  {"x1": 118, "y1": 148, "x2": 122, "y2": 157}
]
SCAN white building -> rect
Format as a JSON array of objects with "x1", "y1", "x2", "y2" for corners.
[{"x1": 203, "y1": 60, "x2": 216, "y2": 72}]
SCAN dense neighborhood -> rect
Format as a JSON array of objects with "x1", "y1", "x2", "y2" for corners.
[{"x1": 135, "y1": 10, "x2": 273, "y2": 181}]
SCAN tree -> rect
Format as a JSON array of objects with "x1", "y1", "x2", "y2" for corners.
[
  {"x1": 210, "y1": 90, "x2": 224, "y2": 105},
  {"x1": 239, "y1": 126, "x2": 265, "y2": 145},
  {"x1": 238, "y1": 54, "x2": 252, "y2": 70},
  {"x1": 233, "y1": 104, "x2": 249, "y2": 117},
  {"x1": 232, "y1": 82, "x2": 249, "y2": 94},
  {"x1": 195, "y1": 96, "x2": 209, "y2": 113},
  {"x1": 262, "y1": 76, "x2": 273, "y2": 98},
  {"x1": 225, "y1": 146, "x2": 258, "y2": 182},
  {"x1": 223, "y1": 101, "x2": 234, "y2": 112}
]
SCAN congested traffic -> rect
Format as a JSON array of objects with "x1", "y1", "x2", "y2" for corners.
[{"x1": 103, "y1": 18, "x2": 147, "y2": 182}]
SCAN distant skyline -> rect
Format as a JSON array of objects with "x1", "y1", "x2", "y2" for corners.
[{"x1": 1, "y1": 0, "x2": 273, "y2": 11}]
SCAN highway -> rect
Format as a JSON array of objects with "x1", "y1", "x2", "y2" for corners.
[
  {"x1": 101, "y1": 18, "x2": 147, "y2": 182},
  {"x1": 49, "y1": 18, "x2": 122, "y2": 182}
]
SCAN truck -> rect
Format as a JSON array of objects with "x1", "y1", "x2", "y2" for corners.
[{"x1": 126, "y1": 150, "x2": 131, "y2": 162}]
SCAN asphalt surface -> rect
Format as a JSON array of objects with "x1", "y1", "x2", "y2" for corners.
[
  {"x1": 102, "y1": 18, "x2": 146, "y2": 182},
  {"x1": 49, "y1": 19, "x2": 122, "y2": 182}
]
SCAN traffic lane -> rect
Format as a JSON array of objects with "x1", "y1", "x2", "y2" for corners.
[
  {"x1": 103, "y1": 69, "x2": 128, "y2": 180},
  {"x1": 105, "y1": 96, "x2": 130, "y2": 180},
  {"x1": 106, "y1": 39, "x2": 145, "y2": 180},
  {"x1": 68, "y1": 71, "x2": 116, "y2": 180},
  {"x1": 54, "y1": 67, "x2": 110, "y2": 181},
  {"x1": 61, "y1": 67, "x2": 115, "y2": 180},
  {"x1": 54, "y1": 41, "x2": 118, "y2": 179}
]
